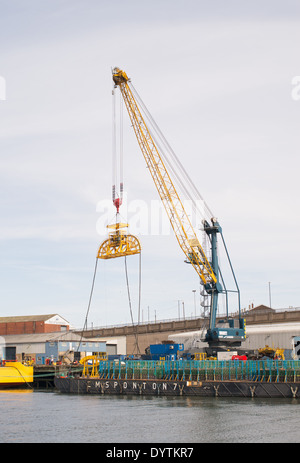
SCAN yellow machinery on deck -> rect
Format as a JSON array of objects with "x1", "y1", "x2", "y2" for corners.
[
  {"x1": 258, "y1": 345, "x2": 285, "y2": 360},
  {"x1": 80, "y1": 354, "x2": 107, "y2": 378}
]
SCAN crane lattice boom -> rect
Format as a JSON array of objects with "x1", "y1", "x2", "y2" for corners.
[{"x1": 112, "y1": 67, "x2": 216, "y2": 287}]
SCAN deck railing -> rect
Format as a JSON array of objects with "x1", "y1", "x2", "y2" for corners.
[{"x1": 97, "y1": 359, "x2": 300, "y2": 383}]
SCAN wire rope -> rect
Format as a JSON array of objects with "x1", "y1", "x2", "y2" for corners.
[
  {"x1": 112, "y1": 88, "x2": 117, "y2": 203},
  {"x1": 77, "y1": 257, "x2": 99, "y2": 352},
  {"x1": 76, "y1": 251, "x2": 142, "y2": 356},
  {"x1": 130, "y1": 83, "x2": 215, "y2": 226},
  {"x1": 124, "y1": 254, "x2": 142, "y2": 355},
  {"x1": 119, "y1": 89, "x2": 124, "y2": 201}
]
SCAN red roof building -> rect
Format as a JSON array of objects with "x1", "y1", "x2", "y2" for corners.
[{"x1": 0, "y1": 314, "x2": 70, "y2": 335}]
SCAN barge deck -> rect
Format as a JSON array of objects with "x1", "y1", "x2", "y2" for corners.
[{"x1": 54, "y1": 359, "x2": 300, "y2": 399}]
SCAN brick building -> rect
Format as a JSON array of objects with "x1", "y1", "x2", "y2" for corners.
[{"x1": 0, "y1": 314, "x2": 70, "y2": 336}]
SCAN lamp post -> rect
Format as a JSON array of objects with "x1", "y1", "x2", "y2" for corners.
[
  {"x1": 192, "y1": 290, "x2": 196, "y2": 317},
  {"x1": 268, "y1": 282, "x2": 272, "y2": 308}
]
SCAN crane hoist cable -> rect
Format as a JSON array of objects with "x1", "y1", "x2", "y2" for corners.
[
  {"x1": 77, "y1": 85, "x2": 142, "y2": 354},
  {"x1": 112, "y1": 87, "x2": 124, "y2": 214},
  {"x1": 124, "y1": 254, "x2": 141, "y2": 355},
  {"x1": 77, "y1": 252, "x2": 142, "y2": 355},
  {"x1": 130, "y1": 83, "x2": 214, "y2": 224},
  {"x1": 77, "y1": 257, "x2": 99, "y2": 352},
  {"x1": 99, "y1": 87, "x2": 141, "y2": 259}
]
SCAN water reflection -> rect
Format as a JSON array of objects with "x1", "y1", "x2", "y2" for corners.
[
  {"x1": 0, "y1": 390, "x2": 298, "y2": 443},
  {"x1": 0, "y1": 389, "x2": 33, "y2": 394}
]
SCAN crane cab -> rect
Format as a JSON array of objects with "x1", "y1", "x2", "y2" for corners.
[{"x1": 204, "y1": 318, "x2": 246, "y2": 347}]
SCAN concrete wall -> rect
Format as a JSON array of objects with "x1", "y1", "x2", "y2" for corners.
[
  {"x1": 126, "y1": 330, "x2": 176, "y2": 355},
  {"x1": 169, "y1": 323, "x2": 300, "y2": 355},
  {"x1": 82, "y1": 310, "x2": 300, "y2": 355},
  {"x1": 243, "y1": 323, "x2": 300, "y2": 350},
  {"x1": 90, "y1": 337, "x2": 127, "y2": 355}
]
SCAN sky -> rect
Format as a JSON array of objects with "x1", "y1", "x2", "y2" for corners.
[{"x1": 0, "y1": 0, "x2": 300, "y2": 329}]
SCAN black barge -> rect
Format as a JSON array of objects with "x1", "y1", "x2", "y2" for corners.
[
  {"x1": 54, "y1": 359, "x2": 300, "y2": 399},
  {"x1": 54, "y1": 376, "x2": 300, "y2": 398}
]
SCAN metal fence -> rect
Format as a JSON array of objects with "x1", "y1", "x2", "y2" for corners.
[
  {"x1": 97, "y1": 359, "x2": 300, "y2": 383},
  {"x1": 81, "y1": 306, "x2": 300, "y2": 332}
]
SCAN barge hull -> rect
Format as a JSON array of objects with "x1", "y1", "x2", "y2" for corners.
[
  {"x1": 54, "y1": 377, "x2": 300, "y2": 399},
  {"x1": 0, "y1": 382, "x2": 30, "y2": 390}
]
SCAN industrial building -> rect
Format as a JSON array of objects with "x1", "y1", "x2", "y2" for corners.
[
  {"x1": 168, "y1": 322, "x2": 300, "y2": 359},
  {"x1": 0, "y1": 330, "x2": 106, "y2": 364},
  {"x1": 0, "y1": 313, "x2": 127, "y2": 364},
  {"x1": 0, "y1": 314, "x2": 70, "y2": 335}
]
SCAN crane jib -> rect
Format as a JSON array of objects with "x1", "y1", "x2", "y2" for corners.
[
  {"x1": 111, "y1": 67, "x2": 245, "y2": 350},
  {"x1": 112, "y1": 68, "x2": 216, "y2": 287}
]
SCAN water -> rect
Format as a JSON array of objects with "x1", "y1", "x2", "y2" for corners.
[{"x1": 0, "y1": 389, "x2": 299, "y2": 443}]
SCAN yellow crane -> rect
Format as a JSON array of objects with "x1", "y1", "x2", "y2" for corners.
[
  {"x1": 112, "y1": 67, "x2": 245, "y2": 351},
  {"x1": 112, "y1": 67, "x2": 216, "y2": 287}
]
